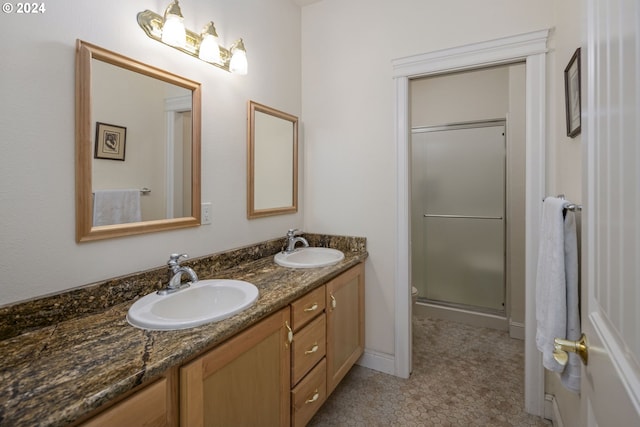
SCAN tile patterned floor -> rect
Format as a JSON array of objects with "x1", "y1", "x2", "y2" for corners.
[{"x1": 308, "y1": 316, "x2": 551, "y2": 426}]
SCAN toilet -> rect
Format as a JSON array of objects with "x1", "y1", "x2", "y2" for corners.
[{"x1": 411, "y1": 286, "x2": 419, "y2": 306}]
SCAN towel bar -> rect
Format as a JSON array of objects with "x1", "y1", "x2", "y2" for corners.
[
  {"x1": 423, "y1": 214, "x2": 503, "y2": 220},
  {"x1": 92, "y1": 188, "x2": 151, "y2": 196},
  {"x1": 543, "y1": 194, "x2": 582, "y2": 212},
  {"x1": 563, "y1": 203, "x2": 581, "y2": 212}
]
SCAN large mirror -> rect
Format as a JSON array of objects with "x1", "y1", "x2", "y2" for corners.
[
  {"x1": 76, "y1": 40, "x2": 201, "y2": 242},
  {"x1": 247, "y1": 101, "x2": 298, "y2": 218}
]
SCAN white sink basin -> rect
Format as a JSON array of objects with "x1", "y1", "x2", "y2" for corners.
[
  {"x1": 274, "y1": 247, "x2": 344, "y2": 268},
  {"x1": 127, "y1": 279, "x2": 259, "y2": 330}
]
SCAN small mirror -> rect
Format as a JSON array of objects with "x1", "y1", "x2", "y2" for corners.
[
  {"x1": 76, "y1": 40, "x2": 201, "y2": 242},
  {"x1": 247, "y1": 101, "x2": 298, "y2": 218}
]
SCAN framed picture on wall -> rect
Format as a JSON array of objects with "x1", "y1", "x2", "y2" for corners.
[
  {"x1": 95, "y1": 122, "x2": 127, "y2": 160},
  {"x1": 564, "y1": 48, "x2": 581, "y2": 138}
]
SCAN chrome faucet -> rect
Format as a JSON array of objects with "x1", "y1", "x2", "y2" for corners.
[
  {"x1": 284, "y1": 229, "x2": 309, "y2": 254},
  {"x1": 158, "y1": 253, "x2": 199, "y2": 295}
]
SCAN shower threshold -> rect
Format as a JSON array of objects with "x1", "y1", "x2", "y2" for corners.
[{"x1": 414, "y1": 298, "x2": 508, "y2": 331}]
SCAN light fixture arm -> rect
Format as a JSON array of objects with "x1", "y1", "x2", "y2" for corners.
[{"x1": 137, "y1": 9, "x2": 246, "y2": 74}]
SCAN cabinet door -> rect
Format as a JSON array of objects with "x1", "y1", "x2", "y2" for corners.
[
  {"x1": 180, "y1": 308, "x2": 291, "y2": 427},
  {"x1": 79, "y1": 377, "x2": 172, "y2": 427},
  {"x1": 326, "y1": 263, "x2": 365, "y2": 395}
]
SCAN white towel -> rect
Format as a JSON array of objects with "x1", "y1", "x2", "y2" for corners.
[
  {"x1": 561, "y1": 209, "x2": 581, "y2": 393},
  {"x1": 535, "y1": 197, "x2": 569, "y2": 373},
  {"x1": 93, "y1": 189, "x2": 141, "y2": 226},
  {"x1": 535, "y1": 197, "x2": 581, "y2": 393}
]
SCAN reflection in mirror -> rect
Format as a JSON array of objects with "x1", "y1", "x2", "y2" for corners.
[
  {"x1": 247, "y1": 101, "x2": 298, "y2": 218},
  {"x1": 76, "y1": 40, "x2": 201, "y2": 242}
]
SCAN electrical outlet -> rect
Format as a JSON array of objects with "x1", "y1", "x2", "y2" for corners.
[{"x1": 201, "y1": 202, "x2": 212, "y2": 225}]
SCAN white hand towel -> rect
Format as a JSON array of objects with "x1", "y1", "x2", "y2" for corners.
[
  {"x1": 535, "y1": 197, "x2": 567, "y2": 373},
  {"x1": 561, "y1": 209, "x2": 581, "y2": 393},
  {"x1": 93, "y1": 189, "x2": 142, "y2": 226}
]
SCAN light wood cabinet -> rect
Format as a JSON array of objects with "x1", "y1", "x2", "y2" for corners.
[
  {"x1": 326, "y1": 263, "x2": 365, "y2": 395},
  {"x1": 78, "y1": 373, "x2": 176, "y2": 427},
  {"x1": 291, "y1": 359, "x2": 326, "y2": 427},
  {"x1": 289, "y1": 285, "x2": 327, "y2": 426},
  {"x1": 290, "y1": 285, "x2": 325, "y2": 332},
  {"x1": 76, "y1": 262, "x2": 365, "y2": 427},
  {"x1": 291, "y1": 313, "x2": 326, "y2": 386},
  {"x1": 180, "y1": 308, "x2": 291, "y2": 427}
]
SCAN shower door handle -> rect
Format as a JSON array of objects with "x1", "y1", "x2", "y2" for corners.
[{"x1": 423, "y1": 214, "x2": 504, "y2": 220}]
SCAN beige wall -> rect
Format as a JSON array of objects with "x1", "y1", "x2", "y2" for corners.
[
  {"x1": 507, "y1": 65, "x2": 527, "y2": 335},
  {"x1": 0, "y1": 0, "x2": 303, "y2": 305},
  {"x1": 301, "y1": 0, "x2": 583, "y2": 422},
  {"x1": 544, "y1": 0, "x2": 584, "y2": 423},
  {"x1": 411, "y1": 66, "x2": 511, "y2": 127},
  {"x1": 1, "y1": 1, "x2": 585, "y2": 420},
  {"x1": 301, "y1": 0, "x2": 556, "y2": 359}
]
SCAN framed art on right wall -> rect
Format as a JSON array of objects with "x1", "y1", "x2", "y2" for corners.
[{"x1": 564, "y1": 48, "x2": 582, "y2": 138}]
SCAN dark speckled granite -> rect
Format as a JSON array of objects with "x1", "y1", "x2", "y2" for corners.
[
  {"x1": 0, "y1": 234, "x2": 366, "y2": 427},
  {"x1": 0, "y1": 233, "x2": 364, "y2": 340}
]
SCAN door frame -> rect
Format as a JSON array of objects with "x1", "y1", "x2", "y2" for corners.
[{"x1": 392, "y1": 29, "x2": 549, "y2": 416}]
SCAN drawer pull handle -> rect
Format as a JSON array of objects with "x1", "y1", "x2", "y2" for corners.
[
  {"x1": 305, "y1": 343, "x2": 319, "y2": 355},
  {"x1": 304, "y1": 303, "x2": 319, "y2": 312},
  {"x1": 330, "y1": 294, "x2": 337, "y2": 310},
  {"x1": 285, "y1": 321, "x2": 293, "y2": 344},
  {"x1": 305, "y1": 390, "x2": 320, "y2": 404}
]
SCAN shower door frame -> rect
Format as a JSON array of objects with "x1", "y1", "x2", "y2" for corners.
[
  {"x1": 392, "y1": 29, "x2": 549, "y2": 417},
  {"x1": 412, "y1": 120, "x2": 507, "y2": 316}
]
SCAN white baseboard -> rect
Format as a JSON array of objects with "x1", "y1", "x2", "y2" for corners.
[
  {"x1": 510, "y1": 321, "x2": 525, "y2": 340},
  {"x1": 544, "y1": 394, "x2": 564, "y2": 427},
  {"x1": 356, "y1": 348, "x2": 395, "y2": 375}
]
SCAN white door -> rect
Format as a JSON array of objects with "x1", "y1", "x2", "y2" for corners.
[{"x1": 581, "y1": 0, "x2": 640, "y2": 424}]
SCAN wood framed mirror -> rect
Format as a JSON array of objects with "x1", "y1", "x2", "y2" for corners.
[
  {"x1": 247, "y1": 101, "x2": 298, "y2": 219},
  {"x1": 75, "y1": 40, "x2": 201, "y2": 242}
]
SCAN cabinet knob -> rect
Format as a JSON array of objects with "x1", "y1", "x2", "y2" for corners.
[
  {"x1": 304, "y1": 303, "x2": 319, "y2": 312},
  {"x1": 305, "y1": 390, "x2": 320, "y2": 404},
  {"x1": 330, "y1": 294, "x2": 337, "y2": 310},
  {"x1": 304, "y1": 343, "x2": 319, "y2": 355}
]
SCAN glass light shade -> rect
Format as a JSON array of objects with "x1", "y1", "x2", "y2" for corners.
[
  {"x1": 162, "y1": 15, "x2": 186, "y2": 47},
  {"x1": 161, "y1": 1, "x2": 186, "y2": 48},
  {"x1": 229, "y1": 40, "x2": 248, "y2": 75},
  {"x1": 198, "y1": 23, "x2": 221, "y2": 64}
]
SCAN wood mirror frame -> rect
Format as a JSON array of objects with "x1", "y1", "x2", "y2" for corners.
[
  {"x1": 247, "y1": 100, "x2": 298, "y2": 219},
  {"x1": 75, "y1": 40, "x2": 201, "y2": 242}
]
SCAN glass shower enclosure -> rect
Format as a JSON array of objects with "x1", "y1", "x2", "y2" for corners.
[{"x1": 411, "y1": 121, "x2": 506, "y2": 314}]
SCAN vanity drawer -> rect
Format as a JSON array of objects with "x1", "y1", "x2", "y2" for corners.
[
  {"x1": 290, "y1": 285, "x2": 325, "y2": 331},
  {"x1": 291, "y1": 358, "x2": 327, "y2": 427},
  {"x1": 291, "y1": 313, "x2": 326, "y2": 386}
]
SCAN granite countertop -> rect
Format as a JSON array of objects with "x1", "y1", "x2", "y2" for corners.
[{"x1": 0, "y1": 235, "x2": 367, "y2": 427}]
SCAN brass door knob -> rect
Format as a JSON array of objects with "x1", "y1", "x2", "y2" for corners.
[{"x1": 553, "y1": 333, "x2": 588, "y2": 366}]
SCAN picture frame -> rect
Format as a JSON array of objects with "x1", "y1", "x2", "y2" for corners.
[
  {"x1": 564, "y1": 48, "x2": 582, "y2": 138},
  {"x1": 95, "y1": 122, "x2": 127, "y2": 160}
]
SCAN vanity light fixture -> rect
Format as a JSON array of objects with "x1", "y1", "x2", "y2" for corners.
[{"x1": 137, "y1": 1, "x2": 248, "y2": 74}]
